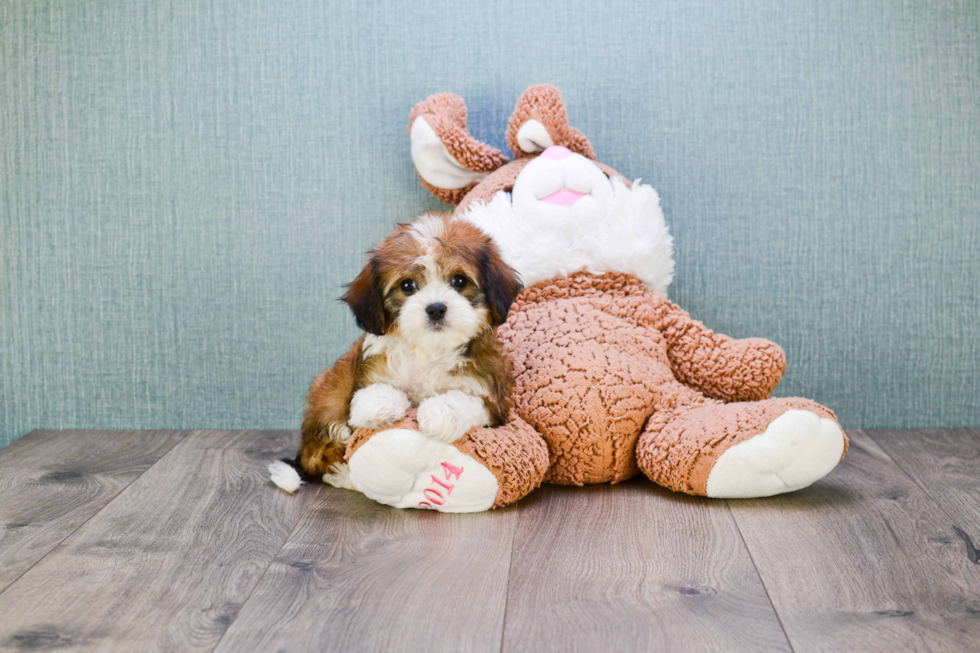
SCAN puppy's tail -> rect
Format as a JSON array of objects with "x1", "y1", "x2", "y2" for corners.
[{"x1": 268, "y1": 457, "x2": 306, "y2": 494}]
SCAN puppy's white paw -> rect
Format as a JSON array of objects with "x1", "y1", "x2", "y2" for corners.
[
  {"x1": 322, "y1": 461, "x2": 358, "y2": 491},
  {"x1": 417, "y1": 391, "x2": 490, "y2": 443},
  {"x1": 348, "y1": 383, "x2": 411, "y2": 429}
]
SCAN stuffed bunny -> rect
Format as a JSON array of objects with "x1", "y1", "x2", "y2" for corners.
[{"x1": 344, "y1": 85, "x2": 846, "y2": 512}]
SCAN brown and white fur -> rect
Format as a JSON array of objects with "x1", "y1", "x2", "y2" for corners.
[{"x1": 269, "y1": 212, "x2": 522, "y2": 493}]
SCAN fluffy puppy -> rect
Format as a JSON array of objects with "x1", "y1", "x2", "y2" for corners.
[{"x1": 269, "y1": 213, "x2": 522, "y2": 493}]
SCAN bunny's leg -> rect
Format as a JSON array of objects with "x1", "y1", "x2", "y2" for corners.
[
  {"x1": 346, "y1": 410, "x2": 549, "y2": 512},
  {"x1": 636, "y1": 382, "x2": 847, "y2": 498}
]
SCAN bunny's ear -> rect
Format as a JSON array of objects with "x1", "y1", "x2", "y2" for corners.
[
  {"x1": 408, "y1": 94, "x2": 509, "y2": 205},
  {"x1": 505, "y1": 84, "x2": 596, "y2": 160}
]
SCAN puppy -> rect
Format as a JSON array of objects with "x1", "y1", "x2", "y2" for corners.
[{"x1": 269, "y1": 212, "x2": 522, "y2": 493}]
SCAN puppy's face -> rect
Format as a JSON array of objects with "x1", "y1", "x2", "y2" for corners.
[{"x1": 343, "y1": 213, "x2": 522, "y2": 348}]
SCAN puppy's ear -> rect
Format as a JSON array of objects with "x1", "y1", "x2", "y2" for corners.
[
  {"x1": 342, "y1": 256, "x2": 388, "y2": 336},
  {"x1": 478, "y1": 244, "x2": 523, "y2": 327}
]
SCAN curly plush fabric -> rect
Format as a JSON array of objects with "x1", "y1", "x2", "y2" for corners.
[
  {"x1": 500, "y1": 273, "x2": 666, "y2": 484},
  {"x1": 498, "y1": 271, "x2": 848, "y2": 488},
  {"x1": 642, "y1": 293, "x2": 787, "y2": 403},
  {"x1": 462, "y1": 417, "x2": 550, "y2": 508},
  {"x1": 505, "y1": 84, "x2": 596, "y2": 159},
  {"x1": 409, "y1": 93, "x2": 509, "y2": 204}
]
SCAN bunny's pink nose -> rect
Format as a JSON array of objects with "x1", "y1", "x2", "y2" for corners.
[{"x1": 542, "y1": 145, "x2": 573, "y2": 160}]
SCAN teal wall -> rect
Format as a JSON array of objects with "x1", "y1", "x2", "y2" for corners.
[{"x1": 2, "y1": 0, "x2": 979, "y2": 448}]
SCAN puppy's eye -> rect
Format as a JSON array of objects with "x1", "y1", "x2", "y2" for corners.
[
  {"x1": 451, "y1": 275, "x2": 468, "y2": 291},
  {"x1": 400, "y1": 279, "x2": 417, "y2": 295}
]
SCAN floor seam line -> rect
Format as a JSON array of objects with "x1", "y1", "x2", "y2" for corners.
[
  {"x1": 726, "y1": 499, "x2": 797, "y2": 653},
  {"x1": 0, "y1": 429, "x2": 190, "y2": 598},
  {"x1": 208, "y1": 475, "x2": 317, "y2": 653},
  {"x1": 863, "y1": 429, "x2": 977, "y2": 536},
  {"x1": 497, "y1": 502, "x2": 522, "y2": 653}
]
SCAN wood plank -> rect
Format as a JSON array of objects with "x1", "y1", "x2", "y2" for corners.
[
  {"x1": 0, "y1": 430, "x2": 186, "y2": 593},
  {"x1": 213, "y1": 487, "x2": 518, "y2": 653},
  {"x1": 500, "y1": 480, "x2": 791, "y2": 653},
  {"x1": 0, "y1": 430, "x2": 310, "y2": 653},
  {"x1": 728, "y1": 431, "x2": 980, "y2": 653},
  {"x1": 869, "y1": 429, "x2": 980, "y2": 565}
]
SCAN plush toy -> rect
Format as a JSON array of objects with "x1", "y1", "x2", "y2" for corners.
[{"x1": 344, "y1": 84, "x2": 847, "y2": 512}]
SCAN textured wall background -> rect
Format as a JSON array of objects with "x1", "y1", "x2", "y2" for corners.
[{"x1": 2, "y1": 0, "x2": 979, "y2": 448}]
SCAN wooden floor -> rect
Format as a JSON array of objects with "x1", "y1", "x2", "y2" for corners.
[{"x1": 0, "y1": 430, "x2": 978, "y2": 652}]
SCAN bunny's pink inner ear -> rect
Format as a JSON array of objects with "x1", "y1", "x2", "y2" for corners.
[
  {"x1": 514, "y1": 119, "x2": 554, "y2": 154},
  {"x1": 408, "y1": 93, "x2": 508, "y2": 205}
]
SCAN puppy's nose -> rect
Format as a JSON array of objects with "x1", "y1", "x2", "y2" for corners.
[{"x1": 426, "y1": 302, "x2": 447, "y2": 322}]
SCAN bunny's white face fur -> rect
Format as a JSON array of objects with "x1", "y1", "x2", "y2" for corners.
[{"x1": 458, "y1": 146, "x2": 675, "y2": 296}]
